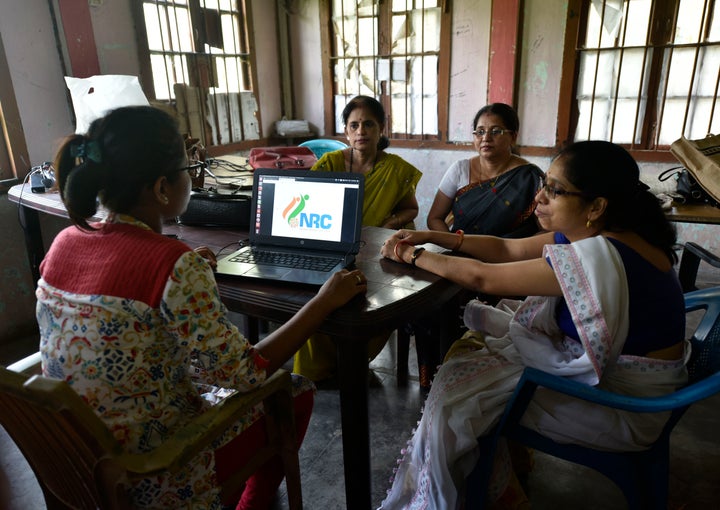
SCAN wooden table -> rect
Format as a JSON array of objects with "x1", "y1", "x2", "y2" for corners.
[
  {"x1": 7, "y1": 184, "x2": 462, "y2": 509},
  {"x1": 665, "y1": 202, "x2": 720, "y2": 224}
]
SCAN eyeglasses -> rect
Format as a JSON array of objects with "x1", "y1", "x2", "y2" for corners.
[
  {"x1": 180, "y1": 161, "x2": 207, "y2": 178},
  {"x1": 540, "y1": 178, "x2": 588, "y2": 200},
  {"x1": 472, "y1": 127, "x2": 512, "y2": 138}
]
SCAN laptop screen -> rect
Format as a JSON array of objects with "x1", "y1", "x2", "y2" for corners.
[{"x1": 250, "y1": 168, "x2": 364, "y2": 253}]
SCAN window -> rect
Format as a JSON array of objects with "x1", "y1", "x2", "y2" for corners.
[
  {"x1": 322, "y1": 0, "x2": 451, "y2": 141},
  {"x1": 133, "y1": 0, "x2": 260, "y2": 149},
  {"x1": 568, "y1": 0, "x2": 720, "y2": 151}
]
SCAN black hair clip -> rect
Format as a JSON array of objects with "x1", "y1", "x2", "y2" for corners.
[{"x1": 70, "y1": 140, "x2": 102, "y2": 163}]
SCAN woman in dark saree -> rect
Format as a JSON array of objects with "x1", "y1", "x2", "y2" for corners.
[
  {"x1": 427, "y1": 103, "x2": 543, "y2": 238},
  {"x1": 418, "y1": 104, "x2": 544, "y2": 387}
]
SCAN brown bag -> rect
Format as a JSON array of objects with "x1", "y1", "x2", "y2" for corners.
[{"x1": 670, "y1": 134, "x2": 720, "y2": 206}]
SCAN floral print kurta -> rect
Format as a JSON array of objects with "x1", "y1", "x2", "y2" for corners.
[{"x1": 35, "y1": 215, "x2": 308, "y2": 509}]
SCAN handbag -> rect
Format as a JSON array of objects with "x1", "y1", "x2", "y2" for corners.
[
  {"x1": 669, "y1": 134, "x2": 720, "y2": 207},
  {"x1": 248, "y1": 146, "x2": 317, "y2": 170},
  {"x1": 657, "y1": 166, "x2": 718, "y2": 206}
]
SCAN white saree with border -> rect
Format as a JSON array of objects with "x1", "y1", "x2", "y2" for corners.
[{"x1": 379, "y1": 236, "x2": 689, "y2": 510}]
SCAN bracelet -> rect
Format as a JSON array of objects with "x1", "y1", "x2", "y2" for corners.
[
  {"x1": 411, "y1": 247, "x2": 426, "y2": 267},
  {"x1": 454, "y1": 229, "x2": 465, "y2": 251},
  {"x1": 394, "y1": 240, "x2": 410, "y2": 261}
]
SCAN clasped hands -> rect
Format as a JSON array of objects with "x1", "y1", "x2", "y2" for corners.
[{"x1": 381, "y1": 229, "x2": 428, "y2": 264}]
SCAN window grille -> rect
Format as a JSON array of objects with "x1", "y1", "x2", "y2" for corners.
[
  {"x1": 573, "y1": 0, "x2": 720, "y2": 149},
  {"x1": 328, "y1": 0, "x2": 449, "y2": 140},
  {"x1": 136, "y1": 0, "x2": 260, "y2": 147}
]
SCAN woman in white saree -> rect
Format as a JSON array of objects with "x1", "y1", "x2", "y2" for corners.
[{"x1": 379, "y1": 141, "x2": 688, "y2": 510}]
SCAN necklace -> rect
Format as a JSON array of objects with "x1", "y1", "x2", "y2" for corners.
[
  {"x1": 349, "y1": 148, "x2": 378, "y2": 174},
  {"x1": 474, "y1": 158, "x2": 511, "y2": 193}
]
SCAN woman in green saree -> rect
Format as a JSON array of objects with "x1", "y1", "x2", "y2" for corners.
[{"x1": 293, "y1": 95, "x2": 423, "y2": 381}]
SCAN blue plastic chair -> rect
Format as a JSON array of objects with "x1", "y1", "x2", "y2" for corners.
[
  {"x1": 298, "y1": 139, "x2": 348, "y2": 158},
  {"x1": 466, "y1": 286, "x2": 720, "y2": 509}
]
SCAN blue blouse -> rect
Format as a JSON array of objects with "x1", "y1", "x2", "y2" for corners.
[{"x1": 553, "y1": 233, "x2": 685, "y2": 356}]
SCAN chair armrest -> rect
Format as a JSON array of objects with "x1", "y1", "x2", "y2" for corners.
[
  {"x1": 6, "y1": 352, "x2": 42, "y2": 375},
  {"x1": 120, "y1": 369, "x2": 293, "y2": 476},
  {"x1": 678, "y1": 242, "x2": 720, "y2": 292},
  {"x1": 517, "y1": 366, "x2": 720, "y2": 414}
]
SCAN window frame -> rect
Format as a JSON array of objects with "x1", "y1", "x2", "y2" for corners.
[
  {"x1": 557, "y1": 0, "x2": 720, "y2": 162},
  {"x1": 318, "y1": 0, "x2": 452, "y2": 148},
  {"x1": 131, "y1": 0, "x2": 263, "y2": 153}
]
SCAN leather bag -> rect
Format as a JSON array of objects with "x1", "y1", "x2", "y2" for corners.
[{"x1": 657, "y1": 166, "x2": 719, "y2": 206}]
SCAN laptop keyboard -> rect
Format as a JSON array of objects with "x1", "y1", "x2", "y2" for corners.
[{"x1": 229, "y1": 250, "x2": 339, "y2": 272}]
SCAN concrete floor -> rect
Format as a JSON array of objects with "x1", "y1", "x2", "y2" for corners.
[{"x1": 3, "y1": 272, "x2": 720, "y2": 509}]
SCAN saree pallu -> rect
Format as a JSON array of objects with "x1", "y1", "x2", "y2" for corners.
[
  {"x1": 451, "y1": 164, "x2": 543, "y2": 238},
  {"x1": 378, "y1": 236, "x2": 688, "y2": 510}
]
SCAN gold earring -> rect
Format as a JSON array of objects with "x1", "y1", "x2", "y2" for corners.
[{"x1": 586, "y1": 219, "x2": 593, "y2": 228}]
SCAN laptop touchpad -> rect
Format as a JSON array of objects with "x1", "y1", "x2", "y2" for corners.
[{"x1": 246, "y1": 266, "x2": 292, "y2": 278}]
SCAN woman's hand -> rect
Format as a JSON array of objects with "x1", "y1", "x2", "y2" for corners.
[
  {"x1": 315, "y1": 268, "x2": 368, "y2": 310},
  {"x1": 194, "y1": 246, "x2": 217, "y2": 270},
  {"x1": 380, "y1": 229, "x2": 427, "y2": 263}
]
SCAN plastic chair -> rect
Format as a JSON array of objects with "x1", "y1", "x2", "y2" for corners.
[
  {"x1": 298, "y1": 139, "x2": 348, "y2": 158},
  {"x1": 0, "y1": 360, "x2": 303, "y2": 510},
  {"x1": 678, "y1": 241, "x2": 720, "y2": 292},
  {"x1": 465, "y1": 286, "x2": 720, "y2": 509}
]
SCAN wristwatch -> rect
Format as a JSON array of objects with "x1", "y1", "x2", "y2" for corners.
[{"x1": 411, "y1": 247, "x2": 426, "y2": 267}]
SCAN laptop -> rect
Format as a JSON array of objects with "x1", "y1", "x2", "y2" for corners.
[{"x1": 215, "y1": 168, "x2": 364, "y2": 285}]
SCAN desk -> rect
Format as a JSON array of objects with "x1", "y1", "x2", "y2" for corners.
[
  {"x1": 7, "y1": 184, "x2": 462, "y2": 509},
  {"x1": 665, "y1": 202, "x2": 720, "y2": 224}
]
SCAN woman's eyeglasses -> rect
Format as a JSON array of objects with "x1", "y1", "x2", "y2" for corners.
[
  {"x1": 540, "y1": 178, "x2": 588, "y2": 200},
  {"x1": 180, "y1": 161, "x2": 207, "y2": 178},
  {"x1": 472, "y1": 127, "x2": 511, "y2": 138}
]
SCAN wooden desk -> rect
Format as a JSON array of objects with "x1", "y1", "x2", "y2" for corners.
[
  {"x1": 7, "y1": 184, "x2": 462, "y2": 509},
  {"x1": 665, "y1": 202, "x2": 720, "y2": 224}
]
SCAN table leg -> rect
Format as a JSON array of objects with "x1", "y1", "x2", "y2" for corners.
[
  {"x1": 336, "y1": 336, "x2": 371, "y2": 510},
  {"x1": 18, "y1": 205, "x2": 44, "y2": 285}
]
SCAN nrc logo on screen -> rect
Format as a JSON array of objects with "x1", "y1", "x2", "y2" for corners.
[{"x1": 282, "y1": 194, "x2": 333, "y2": 230}]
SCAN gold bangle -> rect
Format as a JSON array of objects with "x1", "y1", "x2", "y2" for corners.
[{"x1": 454, "y1": 230, "x2": 465, "y2": 251}]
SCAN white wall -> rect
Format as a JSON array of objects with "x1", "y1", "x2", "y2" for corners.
[
  {"x1": 517, "y1": 0, "x2": 566, "y2": 147},
  {"x1": 446, "y1": 0, "x2": 492, "y2": 142},
  {"x1": 288, "y1": 0, "x2": 324, "y2": 133},
  {"x1": 250, "y1": 0, "x2": 282, "y2": 137}
]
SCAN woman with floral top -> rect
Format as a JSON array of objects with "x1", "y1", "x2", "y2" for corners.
[{"x1": 37, "y1": 105, "x2": 367, "y2": 509}]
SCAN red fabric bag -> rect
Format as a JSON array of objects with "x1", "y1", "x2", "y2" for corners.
[{"x1": 248, "y1": 146, "x2": 317, "y2": 170}]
